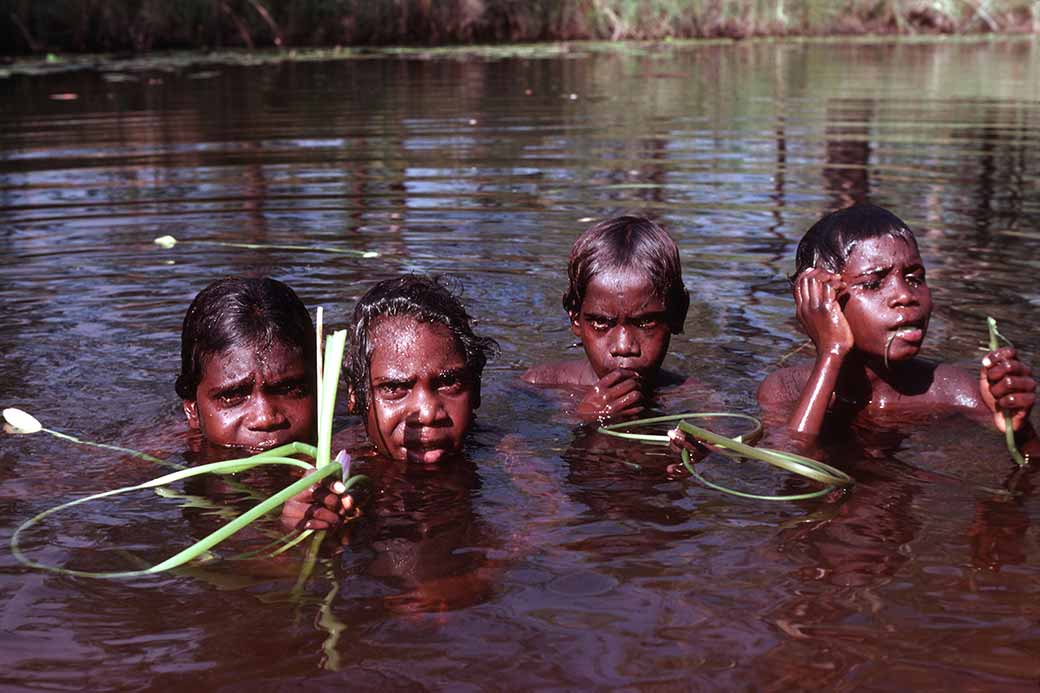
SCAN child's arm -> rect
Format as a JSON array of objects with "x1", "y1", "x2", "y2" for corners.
[
  {"x1": 784, "y1": 269, "x2": 852, "y2": 436},
  {"x1": 979, "y1": 345, "x2": 1039, "y2": 455}
]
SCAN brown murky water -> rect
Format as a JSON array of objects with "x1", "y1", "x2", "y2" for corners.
[{"x1": 2, "y1": 38, "x2": 1040, "y2": 689}]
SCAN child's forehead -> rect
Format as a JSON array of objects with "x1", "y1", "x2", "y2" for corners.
[
  {"x1": 368, "y1": 315, "x2": 464, "y2": 356},
  {"x1": 843, "y1": 234, "x2": 921, "y2": 269},
  {"x1": 201, "y1": 340, "x2": 307, "y2": 376},
  {"x1": 587, "y1": 266, "x2": 656, "y2": 292}
]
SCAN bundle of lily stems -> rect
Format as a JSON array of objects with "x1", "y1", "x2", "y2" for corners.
[{"x1": 10, "y1": 310, "x2": 368, "y2": 579}]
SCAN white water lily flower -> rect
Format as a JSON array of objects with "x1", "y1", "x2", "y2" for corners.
[
  {"x1": 153, "y1": 235, "x2": 178, "y2": 249},
  {"x1": 2, "y1": 407, "x2": 42, "y2": 434}
]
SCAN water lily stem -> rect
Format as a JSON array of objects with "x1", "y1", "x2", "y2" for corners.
[{"x1": 987, "y1": 316, "x2": 1028, "y2": 467}]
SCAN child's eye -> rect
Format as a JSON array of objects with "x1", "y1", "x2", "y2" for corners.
[
  {"x1": 635, "y1": 317, "x2": 660, "y2": 329},
  {"x1": 377, "y1": 382, "x2": 409, "y2": 399},
  {"x1": 588, "y1": 318, "x2": 612, "y2": 331},
  {"x1": 217, "y1": 392, "x2": 248, "y2": 407},
  {"x1": 437, "y1": 377, "x2": 465, "y2": 394},
  {"x1": 906, "y1": 273, "x2": 925, "y2": 287},
  {"x1": 857, "y1": 279, "x2": 882, "y2": 291},
  {"x1": 271, "y1": 381, "x2": 308, "y2": 397}
]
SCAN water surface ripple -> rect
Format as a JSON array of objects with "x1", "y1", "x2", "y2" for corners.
[{"x1": 2, "y1": 39, "x2": 1039, "y2": 689}]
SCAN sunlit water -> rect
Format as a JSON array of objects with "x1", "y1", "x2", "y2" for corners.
[{"x1": 2, "y1": 38, "x2": 1040, "y2": 689}]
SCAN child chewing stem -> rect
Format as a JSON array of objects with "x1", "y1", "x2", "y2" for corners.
[
  {"x1": 281, "y1": 274, "x2": 498, "y2": 531},
  {"x1": 757, "y1": 203, "x2": 1038, "y2": 457},
  {"x1": 523, "y1": 215, "x2": 691, "y2": 422}
]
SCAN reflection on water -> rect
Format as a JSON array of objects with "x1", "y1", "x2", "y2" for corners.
[{"x1": 2, "y1": 38, "x2": 1040, "y2": 688}]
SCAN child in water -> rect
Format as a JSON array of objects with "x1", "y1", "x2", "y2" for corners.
[
  {"x1": 757, "y1": 203, "x2": 1038, "y2": 452},
  {"x1": 176, "y1": 276, "x2": 316, "y2": 455},
  {"x1": 282, "y1": 274, "x2": 498, "y2": 530},
  {"x1": 523, "y1": 215, "x2": 691, "y2": 421}
]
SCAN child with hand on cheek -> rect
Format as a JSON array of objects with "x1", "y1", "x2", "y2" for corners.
[
  {"x1": 757, "y1": 203, "x2": 1038, "y2": 455},
  {"x1": 281, "y1": 274, "x2": 498, "y2": 531},
  {"x1": 177, "y1": 276, "x2": 316, "y2": 457},
  {"x1": 523, "y1": 215, "x2": 691, "y2": 422}
]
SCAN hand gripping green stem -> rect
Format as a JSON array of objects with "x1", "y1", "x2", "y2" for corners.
[
  {"x1": 599, "y1": 413, "x2": 854, "y2": 502},
  {"x1": 10, "y1": 448, "x2": 368, "y2": 579},
  {"x1": 11, "y1": 324, "x2": 369, "y2": 578},
  {"x1": 987, "y1": 316, "x2": 1028, "y2": 467}
]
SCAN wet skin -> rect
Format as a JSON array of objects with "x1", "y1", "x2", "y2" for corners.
[
  {"x1": 571, "y1": 268, "x2": 673, "y2": 381},
  {"x1": 758, "y1": 234, "x2": 1037, "y2": 448},
  {"x1": 183, "y1": 341, "x2": 316, "y2": 453},
  {"x1": 282, "y1": 317, "x2": 481, "y2": 530},
  {"x1": 523, "y1": 268, "x2": 679, "y2": 421},
  {"x1": 838, "y1": 234, "x2": 931, "y2": 361},
  {"x1": 364, "y1": 316, "x2": 478, "y2": 465}
]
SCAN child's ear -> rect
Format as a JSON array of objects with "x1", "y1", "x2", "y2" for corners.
[
  {"x1": 670, "y1": 289, "x2": 691, "y2": 334},
  {"x1": 182, "y1": 400, "x2": 200, "y2": 429},
  {"x1": 346, "y1": 385, "x2": 361, "y2": 416}
]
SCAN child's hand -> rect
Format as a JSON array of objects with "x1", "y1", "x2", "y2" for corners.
[
  {"x1": 793, "y1": 268, "x2": 853, "y2": 358},
  {"x1": 575, "y1": 368, "x2": 646, "y2": 421},
  {"x1": 979, "y1": 346, "x2": 1036, "y2": 433},
  {"x1": 280, "y1": 477, "x2": 359, "y2": 531},
  {"x1": 667, "y1": 427, "x2": 710, "y2": 464}
]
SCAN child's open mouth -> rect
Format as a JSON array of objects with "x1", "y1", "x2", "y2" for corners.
[
  {"x1": 892, "y1": 326, "x2": 924, "y2": 343},
  {"x1": 403, "y1": 440, "x2": 453, "y2": 464}
]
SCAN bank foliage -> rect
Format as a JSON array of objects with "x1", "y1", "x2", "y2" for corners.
[{"x1": 3, "y1": 0, "x2": 1039, "y2": 54}]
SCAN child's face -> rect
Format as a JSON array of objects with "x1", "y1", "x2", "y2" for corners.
[
  {"x1": 839, "y1": 235, "x2": 932, "y2": 362},
  {"x1": 364, "y1": 316, "x2": 477, "y2": 465},
  {"x1": 183, "y1": 342, "x2": 315, "y2": 452},
  {"x1": 570, "y1": 268, "x2": 672, "y2": 379}
]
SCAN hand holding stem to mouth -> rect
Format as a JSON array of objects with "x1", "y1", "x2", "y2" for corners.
[{"x1": 575, "y1": 367, "x2": 648, "y2": 422}]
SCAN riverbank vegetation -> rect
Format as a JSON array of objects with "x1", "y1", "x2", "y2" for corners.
[{"x1": 4, "y1": 0, "x2": 1039, "y2": 55}]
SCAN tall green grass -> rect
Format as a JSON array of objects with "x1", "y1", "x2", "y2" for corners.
[{"x1": 3, "y1": 0, "x2": 1039, "y2": 55}]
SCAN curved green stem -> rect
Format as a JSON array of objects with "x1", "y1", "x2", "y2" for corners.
[
  {"x1": 12, "y1": 321, "x2": 370, "y2": 579},
  {"x1": 600, "y1": 412, "x2": 853, "y2": 502},
  {"x1": 987, "y1": 316, "x2": 1028, "y2": 468},
  {"x1": 42, "y1": 428, "x2": 172, "y2": 467},
  {"x1": 11, "y1": 457, "x2": 342, "y2": 578}
]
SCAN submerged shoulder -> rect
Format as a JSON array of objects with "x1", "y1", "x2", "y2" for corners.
[
  {"x1": 521, "y1": 360, "x2": 588, "y2": 386},
  {"x1": 757, "y1": 363, "x2": 813, "y2": 405}
]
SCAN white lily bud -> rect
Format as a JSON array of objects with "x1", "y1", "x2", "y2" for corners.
[
  {"x1": 153, "y1": 235, "x2": 178, "y2": 249},
  {"x1": 2, "y1": 407, "x2": 43, "y2": 435}
]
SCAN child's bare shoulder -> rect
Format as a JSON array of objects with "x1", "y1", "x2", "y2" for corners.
[
  {"x1": 522, "y1": 360, "x2": 589, "y2": 386},
  {"x1": 757, "y1": 362, "x2": 813, "y2": 405},
  {"x1": 931, "y1": 361, "x2": 985, "y2": 409}
]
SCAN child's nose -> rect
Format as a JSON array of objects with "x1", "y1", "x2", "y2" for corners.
[
  {"x1": 411, "y1": 386, "x2": 445, "y2": 426},
  {"x1": 888, "y1": 276, "x2": 918, "y2": 307},
  {"x1": 611, "y1": 326, "x2": 640, "y2": 357},
  {"x1": 247, "y1": 396, "x2": 287, "y2": 430}
]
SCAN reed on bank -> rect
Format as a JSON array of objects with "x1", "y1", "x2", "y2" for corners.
[{"x1": 4, "y1": 0, "x2": 1039, "y2": 55}]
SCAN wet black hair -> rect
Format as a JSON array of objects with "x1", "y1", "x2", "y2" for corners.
[
  {"x1": 175, "y1": 276, "x2": 315, "y2": 400},
  {"x1": 562, "y1": 215, "x2": 690, "y2": 334},
  {"x1": 347, "y1": 274, "x2": 498, "y2": 415},
  {"x1": 794, "y1": 203, "x2": 919, "y2": 277}
]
